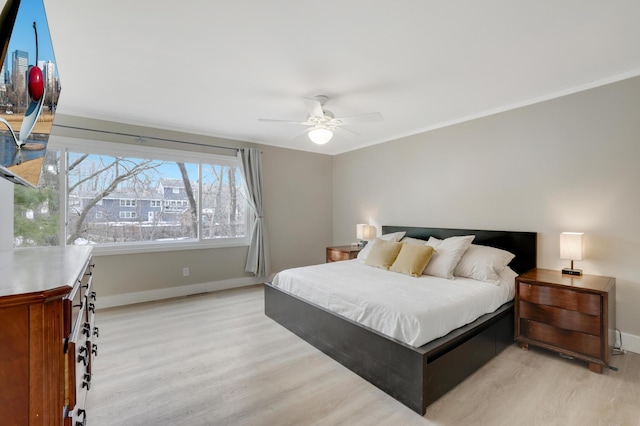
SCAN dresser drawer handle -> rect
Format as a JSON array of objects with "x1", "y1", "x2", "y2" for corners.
[
  {"x1": 77, "y1": 354, "x2": 87, "y2": 366},
  {"x1": 88, "y1": 303, "x2": 96, "y2": 314},
  {"x1": 92, "y1": 344, "x2": 98, "y2": 356},
  {"x1": 93, "y1": 327, "x2": 100, "y2": 338},
  {"x1": 90, "y1": 291, "x2": 97, "y2": 301},
  {"x1": 75, "y1": 408, "x2": 87, "y2": 426},
  {"x1": 82, "y1": 323, "x2": 91, "y2": 337}
]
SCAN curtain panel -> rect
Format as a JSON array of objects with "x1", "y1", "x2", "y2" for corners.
[{"x1": 238, "y1": 148, "x2": 270, "y2": 277}]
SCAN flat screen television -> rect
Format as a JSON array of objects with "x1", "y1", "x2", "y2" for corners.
[{"x1": 0, "y1": 0, "x2": 58, "y2": 187}]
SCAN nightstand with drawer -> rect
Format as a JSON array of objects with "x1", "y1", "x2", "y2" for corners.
[
  {"x1": 326, "y1": 245, "x2": 362, "y2": 263},
  {"x1": 515, "y1": 268, "x2": 615, "y2": 373}
]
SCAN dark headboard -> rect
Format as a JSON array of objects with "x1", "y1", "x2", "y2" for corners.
[{"x1": 382, "y1": 226, "x2": 537, "y2": 274}]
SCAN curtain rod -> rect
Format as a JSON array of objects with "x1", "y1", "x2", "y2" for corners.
[{"x1": 52, "y1": 124, "x2": 243, "y2": 153}]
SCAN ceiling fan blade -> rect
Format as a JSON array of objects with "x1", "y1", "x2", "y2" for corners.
[
  {"x1": 334, "y1": 112, "x2": 383, "y2": 125},
  {"x1": 334, "y1": 126, "x2": 357, "y2": 139},
  {"x1": 290, "y1": 127, "x2": 312, "y2": 140},
  {"x1": 303, "y1": 97, "x2": 325, "y2": 118},
  {"x1": 258, "y1": 118, "x2": 311, "y2": 125}
]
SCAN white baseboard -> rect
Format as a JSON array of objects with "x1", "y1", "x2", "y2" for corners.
[
  {"x1": 96, "y1": 277, "x2": 265, "y2": 309},
  {"x1": 619, "y1": 331, "x2": 640, "y2": 355}
]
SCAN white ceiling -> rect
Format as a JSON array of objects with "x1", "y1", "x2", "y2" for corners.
[{"x1": 43, "y1": 1, "x2": 640, "y2": 155}]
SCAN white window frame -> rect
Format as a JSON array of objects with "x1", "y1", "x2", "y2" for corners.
[{"x1": 49, "y1": 136, "x2": 251, "y2": 256}]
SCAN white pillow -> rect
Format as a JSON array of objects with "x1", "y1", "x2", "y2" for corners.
[
  {"x1": 400, "y1": 236, "x2": 428, "y2": 246},
  {"x1": 357, "y1": 231, "x2": 406, "y2": 260},
  {"x1": 497, "y1": 266, "x2": 518, "y2": 300},
  {"x1": 423, "y1": 235, "x2": 474, "y2": 279},
  {"x1": 454, "y1": 244, "x2": 515, "y2": 284}
]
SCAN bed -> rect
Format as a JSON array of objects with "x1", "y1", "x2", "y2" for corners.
[{"x1": 264, "y1": 226, "x2": 537, "y2": 414}]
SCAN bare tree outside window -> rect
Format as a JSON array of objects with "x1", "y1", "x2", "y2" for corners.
[
  {"x1": 201, "y1": 163, "x2": 246, "y2": 239},
  {"x1": 66, "y1": 153, "x2": 163, "y2": 244},
  {"x1": 64, "y1": 151, "x2": 246, "y2": 246}
]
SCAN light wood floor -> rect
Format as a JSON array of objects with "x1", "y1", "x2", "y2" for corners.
[{"x1": 88, "y1": 285, "x2": 640, "y2": 426}]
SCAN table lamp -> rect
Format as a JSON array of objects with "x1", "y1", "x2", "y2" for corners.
[{"x1": 560, "y1": 232, "x2": 583, "y2": 276}]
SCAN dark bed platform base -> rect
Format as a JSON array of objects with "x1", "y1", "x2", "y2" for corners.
[{"x1": 264, "y1": 226, "x2": 536, "y2": 415}]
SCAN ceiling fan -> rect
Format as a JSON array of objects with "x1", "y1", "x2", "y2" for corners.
[{"x1": 258, "y1": 95, "x2": 383, "y2": 145}]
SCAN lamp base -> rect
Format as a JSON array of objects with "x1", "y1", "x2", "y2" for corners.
[{"x1": 562, "y1": 268, "x2": 583, "y2": 276}]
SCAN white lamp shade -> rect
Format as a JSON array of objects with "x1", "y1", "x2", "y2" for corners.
[
  {"x1": 356, "y1": 224, "x2": 366, "y2": 239},
  {"x1": 308, "y1": 127, "x2": 333, "y2": 144},
  {"x1": 560, "y1": 232, "x2": 583, "y2": 261},
  {"x1": 363, "y1": 225, "x2": 376, "y2": 240},
  {"x1": 356, "y1": 224, "x2": 376, "y2": 240}
]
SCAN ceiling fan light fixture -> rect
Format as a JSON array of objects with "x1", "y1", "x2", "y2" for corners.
[{"x1": 308, "y1": 126, "x2": 333, "y2": 145}]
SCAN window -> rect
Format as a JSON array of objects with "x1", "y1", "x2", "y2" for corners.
[
  {"x1": 14, "y1": 139, "x2": 249, "y2": 253},
  {"x1": 13, "y1": 150, "x2": 60, "y2": 248}
]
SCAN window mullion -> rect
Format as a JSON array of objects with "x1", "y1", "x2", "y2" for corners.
[
  {"x1": 59, "y1": 150, "x2": 69, "y2": 246},
  {"x1": 198, "y1": 163, "x2": 203, "y2": 242}
]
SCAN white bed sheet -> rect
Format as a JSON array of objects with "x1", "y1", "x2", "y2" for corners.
[{"x1": 271, "y1": 259, "x2": 514, "y2": 347}]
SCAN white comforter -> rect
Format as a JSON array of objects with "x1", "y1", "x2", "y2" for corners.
[{"x1": 271, "y1": 259, "x2": 514, "y2": 347}]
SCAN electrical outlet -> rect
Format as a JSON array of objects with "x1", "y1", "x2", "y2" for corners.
[{"x1": 183, "y1": 267, "x2": 189, "y2": 277}]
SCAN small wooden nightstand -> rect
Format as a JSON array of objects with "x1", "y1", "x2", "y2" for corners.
[
  {"x1": 515, "y1": 268, "x2": 616, "y2": 373},
  {"x1": 326, "y1": 245, "x2": 362, "y2": 263}
]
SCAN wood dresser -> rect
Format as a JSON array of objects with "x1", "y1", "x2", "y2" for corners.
[
  {"x1": 326, "y1": 245, "x2": 362, "y2": 263},
  {"x1": 0, "y1": 246, "x2": 97, "y2": 425},
  {"x1": 515, "y1": 268, "x2": 615, "y2": 373}
]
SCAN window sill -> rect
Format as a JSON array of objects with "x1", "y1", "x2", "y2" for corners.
[{"x1": 85, "y1": 238, "x2": 250, "y2": 256}]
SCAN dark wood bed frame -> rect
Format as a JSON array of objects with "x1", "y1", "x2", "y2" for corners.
[{"x1": 264, "y1": 226, "x2": 537, "y2": 415}]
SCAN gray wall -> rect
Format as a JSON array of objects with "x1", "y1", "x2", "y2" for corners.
[{"x1": 333, "y1": 75, "x2": 640, "y2": 340}]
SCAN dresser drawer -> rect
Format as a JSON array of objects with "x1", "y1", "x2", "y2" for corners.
[
  {"x1": 63, "y1": 257, "x2": 97, "y2": 425},
  {"x1": 518, "y1": 282, "x2": 601, "y2": 316},
  {"x1": 520, "y1": 319, "x2": 601, "y2": 358},
  {"x1": 519, "y1": 300, "x2": 601, "y2": 336}
]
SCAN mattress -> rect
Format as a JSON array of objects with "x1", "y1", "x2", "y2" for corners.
[{"x1": 271, "y1": 259, "x2": 515, "y2": 347}]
